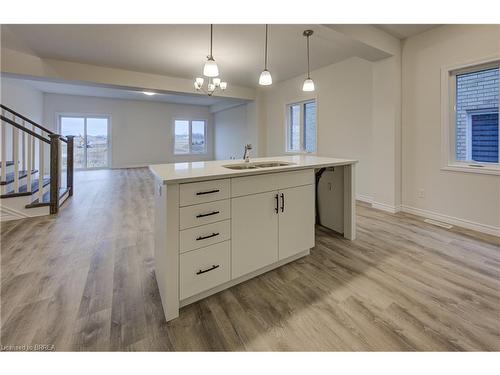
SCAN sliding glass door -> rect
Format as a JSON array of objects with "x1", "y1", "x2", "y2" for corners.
[{"x1": 60, "y1": 115, "x2": 109, "y2": 169}]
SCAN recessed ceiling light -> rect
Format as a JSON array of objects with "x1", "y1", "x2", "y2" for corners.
[{"x1": 142, "y1": 91, "x2": 156, "y2": 96}]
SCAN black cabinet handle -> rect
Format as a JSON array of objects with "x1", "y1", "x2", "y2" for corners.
[
  {"x1": 196, "y1": 189, "x2": 220, "y2": 195},
  {"x1": 196, "y1": 232, "x2": 219, "y2": 241},
  {"x1": 196, "y1": 264, "x2": 220, "y2": 275},
  {"x1": 275, "y1": 194, "x2": 279, "y2": 213},
  {"x1": 196, "y1": 211, "x2": 220, "y2": 218},
  {"x1": 280, "y1": 193, "x2": 285, "y2": 212}
]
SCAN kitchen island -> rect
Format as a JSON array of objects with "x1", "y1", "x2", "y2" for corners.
[{"x1": 149, "y1": 155, "x2": 357, "y2": 321}]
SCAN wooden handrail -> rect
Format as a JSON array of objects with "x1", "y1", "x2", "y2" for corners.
[
  {"x1": 1, "y1": 104, "x2": 55, "y2": 136},
  {"x1": 0, "y1": 115, "x2": 50, "y2": 143},
  {"x1": 1, "y1": 108, "x2": 74, "y2": 215},
  {"x1": 1, "y1": 105, "x2": 68, "y2": 143}
]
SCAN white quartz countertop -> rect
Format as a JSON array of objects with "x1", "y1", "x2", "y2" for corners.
[{"x1": 149, "y1": 155, "x2": 357, "y2": 184}]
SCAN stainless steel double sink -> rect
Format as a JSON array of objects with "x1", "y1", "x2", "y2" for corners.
[{"x1": 222, "y1": 161, "x2": 296, "y2": 170}]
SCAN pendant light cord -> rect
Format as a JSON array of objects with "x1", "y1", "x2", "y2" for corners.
[
  {"x1": 264, "y1": 24, "x2": 268, "y2": 70},
  {"x1": 210, "y1": 24, "x2": 213, "y2": 58},
  {"x1": 306, "y1": 34, "x2": 310, "y2": 79}
]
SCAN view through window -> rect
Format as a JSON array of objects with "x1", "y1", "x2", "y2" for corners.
[
  {"x1": 455, "y1": 66, "x2": 499, "y2": 164},
  {"x1": 286, "y1": 100, "x2": 316, "y2": 153},
  {"x1": 174, "y1": 119, "x2": 206, "y2": 154},
  {"x1": 60, "y1": 116, "x2": 109, "y2": 169}
]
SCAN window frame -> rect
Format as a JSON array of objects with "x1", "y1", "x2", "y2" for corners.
[
  {"x1": 441, "y1": 56, "x2": 500, "y2": 175},
  {"x1": 173, "y1": 118, "x2": 208, "y2": 155},
  {"x1": 57, "y1": 112, "x2": 111, "y2": 170},
  {"x1": 285, "y1": 98, "x2": 317, "y2": 154}
]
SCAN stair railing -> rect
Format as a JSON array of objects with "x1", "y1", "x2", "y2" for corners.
[{"x1": 0, "y1": 104, "x2": 74, "y2": 214}]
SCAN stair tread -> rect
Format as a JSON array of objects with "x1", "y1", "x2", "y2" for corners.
[
  {"x1": 0, "y1": 177, "x2": 51, "y2": 198},
  {"x1": 25, "y1": 187, "x2": 69, "y2": 208},
  {"x1": 0, "y1": 169, "x2": 38, "y2": 185},
  {"x1": 0, "y1": 161, "x2": 14, "y2": 167}
]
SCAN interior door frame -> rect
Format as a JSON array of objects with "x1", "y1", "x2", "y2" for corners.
[{"x1": 57, "y1": 113, "x2": 112, "y2": 170}]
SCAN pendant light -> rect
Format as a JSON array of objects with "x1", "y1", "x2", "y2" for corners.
[
  {"x1": 302, "y1": 29, "x2": 315, "y2": 92},
  {"x1": 195, "y1": 24, "x2": 227, "y2": 96},
  {"x1": 259, "y1": 24, "x2": 272, "y2": 86},
  {"x1": 203, "y1": 24, "x2": 219, "y2": 77}
]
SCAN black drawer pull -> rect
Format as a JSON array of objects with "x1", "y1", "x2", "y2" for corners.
[
  {"x1": 196, "y1": 232, "x2": 219, "y2": 241},
  {"x1": 196, "y1": 264, "x2": 220, "y2": 275},
  {"x1": 280, "y1": 193, "x2": 285, "y2": 212},
  {"x1": 275, "y1": 194, "x2": 279, "y2": 213},
  {"x1": 196, "y1": 211, "x2": 220, "y2": 218},
  {"x1": 196, "y1": 189, "x2": 220, "y2": 195}
]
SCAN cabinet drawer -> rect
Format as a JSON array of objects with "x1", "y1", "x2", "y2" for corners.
[
  {"x1": 180, "y1": 220, "x2": 231, "y2": 253},
  {"x1": 179, "y1": 200, "x2": 230, "y2": 230},
  {"x1": 180, "y1": 241, "x2": 231, "y2": 300},
  {"x1": 231, "y1": 169, "x2": 314, "y2": 197},
  {"x1": 180, "y1": 179, "x2": 230, "y2": 207}
]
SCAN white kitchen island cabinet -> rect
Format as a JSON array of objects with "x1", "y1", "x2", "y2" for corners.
[{"x1": 150, "y1": 155, "x2": 357, "y2": 322}]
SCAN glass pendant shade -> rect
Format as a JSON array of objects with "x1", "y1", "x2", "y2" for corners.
[
  {"x1": 219, "y1": 82, "x2": 227, "y2": 90},
  {"x1": 259, "y1": 70, "x2": 272, "y2": 86},
  {"x1": 203, "y1": 57, "x2": 219, "y2": 77},
  {"x1": 213, "y1": 77, "x2": 221, "y2": 86},
  {"x1": 302, "y1": 78, "x2": 315, "y2": 92}
]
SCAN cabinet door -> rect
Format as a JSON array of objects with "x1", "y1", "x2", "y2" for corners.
[
  {"x1": 278, "y1": 184, "x2": 315, "y2": 260},
  {"x1": 231, "y1": 191, "x2": 279, "y2": 279}
]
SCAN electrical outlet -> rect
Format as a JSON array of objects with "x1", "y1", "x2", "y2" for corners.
[{"x1": 418, "y1": 189, "x2": 425, "y2": 198}]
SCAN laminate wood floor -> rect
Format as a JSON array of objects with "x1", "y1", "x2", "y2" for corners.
[{"x1": 1, "y1": 168, "x2": 499, "y2": 351}]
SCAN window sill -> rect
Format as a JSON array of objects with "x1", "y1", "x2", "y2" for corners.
[{"x1": 442, "y1": 163, "x2": 500, "y2": 176}]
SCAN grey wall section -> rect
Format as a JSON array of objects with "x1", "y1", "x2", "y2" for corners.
[
  {"x1": 263, "y1": 57, "x2": 373, "y2": 200},
  {"x1": 214, "y1": 104, "x2": 252, "y2": 161},
  {"x1": 43, "y1": 93, "x2": 214, "y2": 168}
]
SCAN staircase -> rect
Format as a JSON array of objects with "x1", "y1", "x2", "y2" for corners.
[{"x1": 0, "y1": 104, "x2": 74, "y2": 221}]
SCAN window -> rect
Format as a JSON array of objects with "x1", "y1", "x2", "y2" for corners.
[
  {"x1": 443, "y1": 59, "x2": 499, "y2": 174},
  {"x1": 174, "y1": 119, "x2": 207, "y2": 154},
  {"x1": 59, "y1": 115, "x2": 109, "y2": 169},
  {"x1": 286, "y1": 100, "x2": 317, "y2": 153}
]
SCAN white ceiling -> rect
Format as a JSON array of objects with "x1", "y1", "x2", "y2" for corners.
[
  {"x1": 5, "y1": 77, "x2": 244, "y2": 107},
  {"x1": 373, "y1": 24, "x2": 439, "y2": 39},
  {"x1": 2, "y1": 24, "x2": 392, "y2": 88}
]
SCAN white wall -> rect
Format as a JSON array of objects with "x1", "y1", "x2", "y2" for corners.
[
  {"x1": 371, "y1": 53, "x2": 402, "y2": 211},
  {"x1": 43, "y1": 93, "x2": 214, "y2": 168},
  {"x1": 1, "y1": 77, "x2": 44, "y2": 123},
  {"x1": 1, "y1": 77, "x2": 44, "y2": 164},
  {"x1": 263, "y1": 57, "x2": 373, "y2": 199},
  {"x1": 402, "y1": 25, "x2": 500, "y2": 231}
]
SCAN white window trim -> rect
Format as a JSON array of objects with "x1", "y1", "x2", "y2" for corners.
[
  {"x1": 173, "y1": 118, "x2": 208, "y2": 155},
  {"x1": 440, "y1": 55, "x2": 500, "y2": 176},
  {"x1": 284, "y1": 98, "x2": 317, "y2": 154},
  {"x1": 57, "y1": 112, "x2": 112, "y2": 170}
]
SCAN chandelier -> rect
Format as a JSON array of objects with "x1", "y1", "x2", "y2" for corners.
[{"x1": 194, "y1": 24, "x2": 227, "y2": 96}]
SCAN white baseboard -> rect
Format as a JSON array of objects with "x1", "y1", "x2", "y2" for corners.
[
  {"x1": 356, "y1": 194, "x2": 373, "y2": 204},
  {"x1": 1, "y1": 205, "x2": 29, "y2": 222},
  {"x1": 372, "y1": 201, "x2": 402, "y2": 214},
  {"x1": 401, "y1": 205, "x2": 500, "y2": 237}
]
